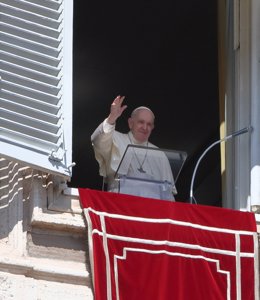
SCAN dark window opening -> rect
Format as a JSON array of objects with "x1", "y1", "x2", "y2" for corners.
[{"x1": 70, "y1": 0, "x2": 221, "y2": 206}]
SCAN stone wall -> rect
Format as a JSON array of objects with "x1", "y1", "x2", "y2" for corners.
[{"x1": 0, "y1": 158, "x2": 93, "y2": 299}]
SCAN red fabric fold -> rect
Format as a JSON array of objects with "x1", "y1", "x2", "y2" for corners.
[{"x1": 79, "y1": 188, "x2": 258, "y2": 300}]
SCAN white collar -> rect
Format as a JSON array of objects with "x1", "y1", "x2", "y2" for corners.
[{"x1": 128, "y1": 131, "x2": 148, "y2": 146}]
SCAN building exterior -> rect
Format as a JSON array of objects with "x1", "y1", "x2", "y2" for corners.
[
  {"x1": 0, "y1": 1, "x2": 92, "y2": 298},
  {"x1": 0, "y1": 163, "x2": 92, "y2": 299},
  {"x1": 0, "y1": 0, "x2": 259, "y2": 299}
]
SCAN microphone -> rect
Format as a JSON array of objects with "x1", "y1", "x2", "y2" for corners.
[{"x1": 189, "y1": 126, "x2": 253, "y2": 204}]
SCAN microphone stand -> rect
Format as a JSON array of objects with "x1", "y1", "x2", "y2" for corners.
[{"x1": 189, "y1": 126, "x2": 252, "y2": 204}]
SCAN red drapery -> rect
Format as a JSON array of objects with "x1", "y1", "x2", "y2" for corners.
[{"x1": 78, "y1": 188, "x2": 258, "y2": 300}]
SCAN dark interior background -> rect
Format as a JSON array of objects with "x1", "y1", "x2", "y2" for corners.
[{"x1": 70, "y1": 0, "x2": 222, "y2": 206}]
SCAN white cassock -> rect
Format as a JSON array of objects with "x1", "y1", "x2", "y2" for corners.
[{"x1": 91, "y1": 118, "x2": 177, "y2": 201}]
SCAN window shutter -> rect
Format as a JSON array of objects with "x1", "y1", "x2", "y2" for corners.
[{"x1": 0, "y1": 0, "x2": 74, "y2": 178}]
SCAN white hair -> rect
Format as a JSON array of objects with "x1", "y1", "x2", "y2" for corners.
[{"x1": 131, "y1": 106, "x2": 155, "y2": 119}]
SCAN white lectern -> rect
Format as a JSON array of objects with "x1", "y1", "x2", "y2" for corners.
[{"x1": 114, "y1": 145, "x2": 187, "y2": 201}]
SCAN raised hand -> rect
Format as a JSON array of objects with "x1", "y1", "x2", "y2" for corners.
[{"x1": 107, "y1": 95, "x2": 127, "y2": 125}]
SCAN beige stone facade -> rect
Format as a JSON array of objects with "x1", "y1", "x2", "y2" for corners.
[{"x1": 0, "y1": 158, "x2": 93, "y2": 299}]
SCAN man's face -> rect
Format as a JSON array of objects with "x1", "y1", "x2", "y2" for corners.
[{"x1": 128, "y1": 109, "x2": 155, "y2": 143}]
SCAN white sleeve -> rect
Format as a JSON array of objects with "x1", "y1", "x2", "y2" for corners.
[{"x1": 103, "y1": 118, "x2": 115, "y2": 133}]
